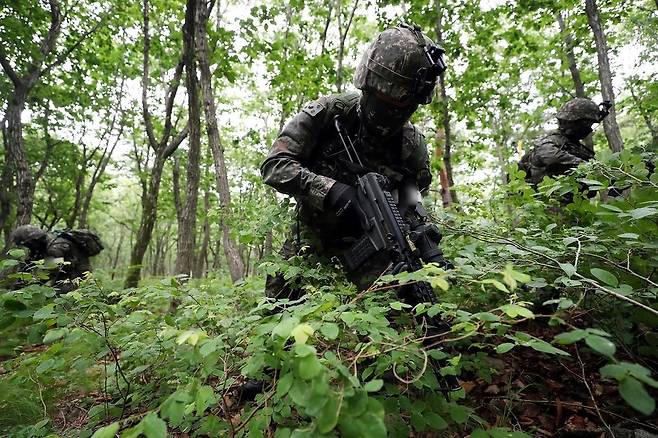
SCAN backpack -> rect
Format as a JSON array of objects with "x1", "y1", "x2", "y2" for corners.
[{"x1": 55, "y1": 229, "x2": 104, "y2": 257}]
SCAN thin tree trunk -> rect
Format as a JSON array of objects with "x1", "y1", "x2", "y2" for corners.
[
  {"x1": 335, "y1": 0, "x2": 359, "y2": 93},
  {"x1": 194, "y1": 188, "x2": 211, "y2": 278},
  {"x1": 0, "y1": 122, "x2": 15, "y2": 249},
  {"x1": 111, "y1": 229, "x2": 124, "y2": 280},
  {"x1": 175, "y1": 0, "x2": 202, "y2": 277},
  {"x1": 196, "y1": 0, "x2": 244, "y2": 282},
  {"x1": 434, "y1": 7, "x2": 458, "y2": 205},
  {"x1": 125, "y1": 157, "x2": 166, "y2": 287},
  {"x1": 585, "y1": 0, "x2": 624, "y2": 152},
  {"x1": 125, "y1": 0, "x2": 187, "y2": 287}
]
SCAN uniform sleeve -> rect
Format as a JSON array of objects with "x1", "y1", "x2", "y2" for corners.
[
  {"x1": 260, "y1": 98, "x2": 337, "y2": 211},
  {"x1": 402, "y1": 126, "x2": 432, "y2": 194},
  {"x1": 533, "y1": 142, "x2": 585, "y2": 169}
]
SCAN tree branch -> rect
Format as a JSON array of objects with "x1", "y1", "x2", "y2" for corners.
[
  {"x1": 0, "y1": 50, "x2": 21, "y2": 87},
  {"x1": 141, "y1": 0, "x2": 157, "y2": 149},
  {"x1": 162, "y1": 126, "x2": 189, "y2": 160},
  {"x1": 161, "y1": 59, "x2": 185, "y2": 146},
  {"x1": 41, "y1": 8, "x2": 112, "y2": 77}
]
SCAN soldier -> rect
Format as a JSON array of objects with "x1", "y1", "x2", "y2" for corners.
[
  {"x1": 260, "y1": 23, "x2": 450, "y2": 301},
  {"x1": 518, "y1": 98, "x2": 611, "y2": 185},
  {"x1": 9, "y1": 225, "x2": 102, "y2": 293}
]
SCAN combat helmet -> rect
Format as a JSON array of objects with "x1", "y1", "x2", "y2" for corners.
[
  {"x1": 354, "y1": 23, "x2": 446, "y2": 105},
  {"x1": 556, "y1": 98, "x2": 608, "y2": 123},
  {"x1": 11, "y1": 225, "x2": 48, "y2": 248}
]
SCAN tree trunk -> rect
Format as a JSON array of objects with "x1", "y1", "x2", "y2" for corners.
[
  {"x1": 193, "y1": 188, "x2": 211, "y2": 278},
  {"x1": 5, "y1": 88, "x2": 35, "y2": 225},
  {"x1": 556, "y1": 12, "x2": 595, "y2": 151},
  {"x1": 125, "y1": 0, "x2": 187, "y2": 287},
  {"x1": 196, "y1": 0, "x2": 244, "y2": 282},
  {"x1": 111, "y1": 229, "x2": 124, "y2": 280},
  {"x1": 124, "y1": 157, "x2": 166, "y2": 288},
  {"x1": 175, "y1": 0, "x2": 202, "y2": 277},
  {"x1": 0, "y1": 122, "x2": 15, "y2": 249},
  {"x1": 434, "y1": 5, "x2": 458, "y2": 205},
  {"x1": 585, "y1": 0, "x2": 624, "y2": 152}
]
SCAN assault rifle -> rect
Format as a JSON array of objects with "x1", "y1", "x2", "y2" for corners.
[{"x1": 334, "y1": 117, "x2": 461, "y2": 392}]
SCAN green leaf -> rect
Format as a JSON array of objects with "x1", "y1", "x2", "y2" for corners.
[
  {"x1": 36, "y1": 358, "x2": 55, "y2": 374},
  {"x1": 481, "y1": 279, "x2": 509, "y2": 293},
  {"x1": 320, "y1": 323, "x2": 339, "y2": 340},
  {"x1": 500, "y1": 304, "x2": 534, "y2": 319},
  {"x1": 91, "y1": 422, "x2": 119, "y2": 438},
  {"x1": 291, "y1": 323, "x2": 314, "y2": 345},
  {"x1": 195, "y1": 385, "x2": 216, "y2": 416},
  {"x1": 33, "y1": 304, "x2": 56, "y2": 321},
  {"x1": 425, "y1": 412, "x2": 448, "y2": 430},
  {"x1": 628, "y1": 207, "x2": 657, "y2": 220},
  {"x1": 618, "y1": 233, "x2": 639, "y2": 239},
  {"x1": 527, "y1": 339, "x2": 569, "y2": 356},
  {"x1": 140, "y1": 412, "x2": 167, "y2": 438},
  {"x1": 584, "y1": 334, "x2": 616, "y2": 358},
  {"x1": 8, "y1": 248, "x2": 26, "y2": 258},
  {"x1": 43, "y1": 328, "x2": 68, "y2": 344},
  {"x1": 176, "y1": 330, "x2": 206, "y2": 346},
  {"x1": 590, "y1": 268, "x2": 618, "y2": 287},
  {"x1": 554, "y1": 329, "x2": 587, "y2": 344},
  {"x1": 316, "y1": 395, "x2": 340, "y2": 433},
  {"x1": 364, "y1": 379, "x2": 383, "y2": 392},
  {"x1": 276, "y1": 373, "x2": 294, "y2": 398},
  {"x1": 3, "y1": 299, "x2": 27, "y2": 311},
  {"x1": 390, "y1": 301, "x2": 410, "y2": 310},
  {"x1": 559, "y1": 263, "x2": 576, "y2": 277},
  {"x1": 448, "y1": 404, "x2": 469, "y2": 424},
  {"x1": 619, "y1": 376, "x2": 655, "y2": 415},
  {"x1": 496, "y1": 343, "x2": 515, "y2": 354},
  {"x1": 297, "y1": 354, "x2": 322, "y2": 380}
]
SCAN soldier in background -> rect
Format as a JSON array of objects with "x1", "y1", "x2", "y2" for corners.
[
  {"x1": 519, "y1": 98, "x2": 611, "y2": 185},
  {"x1": 9, "y1": 225, "x2": 103, "y2": 293}
]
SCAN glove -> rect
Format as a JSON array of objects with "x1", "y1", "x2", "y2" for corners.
[{"x1": 325, "y1": 182, "x2": 366, "y2": 232}]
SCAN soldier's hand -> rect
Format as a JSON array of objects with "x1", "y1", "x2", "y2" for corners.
[{"x1": 325, "y1": 182, "x2": 367, "y2": 231}]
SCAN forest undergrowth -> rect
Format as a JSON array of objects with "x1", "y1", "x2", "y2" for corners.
[{"x1": 1, "y1": 152, "x2": 657, "y2": 437}]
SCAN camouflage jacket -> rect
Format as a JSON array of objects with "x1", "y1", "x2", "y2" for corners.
[
  {"x1": 519, "y1": 129, "x2": 595, "y2": 185},
  {"x1": 261, "y1": 91, "x2": 432, "y2": 228},
  {"x1": 46, "y1": 235, "x2": 92, "y2": 292}
]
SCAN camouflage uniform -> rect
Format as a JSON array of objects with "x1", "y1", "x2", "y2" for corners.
[
  {"x1": 519, "y1": 130, "x2": 595, "y2": 185},
  {"x1": 519, "y1": 98, "x2": 610, "y2": 185},
  {"x1": 10, "y1": 225, "x2": 93, "y2": 293},
  {"x1": 262, "y1": 24, "x2": 445, "y2": 300}
]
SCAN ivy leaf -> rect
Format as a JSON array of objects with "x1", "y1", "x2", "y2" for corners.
[
  {"x1": 584, "y1": 334, "x2": 616, "y2": 358},
  {"x1": 590, "y1": 268, "x2": 618, "y2": 287},
  {"x1": 291, "y1": 323, "x2": 314, "y2": 345},
  {"x1": 619, "y1": 376, "x2": 655, "y2": 415},
  {"x1": 140, "y1": 412, "x2": 167, "y2": 438}
]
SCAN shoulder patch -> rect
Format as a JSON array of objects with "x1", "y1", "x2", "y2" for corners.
[{"x1": 301, "y1": 101, "x2": 325, "y2": 117}]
